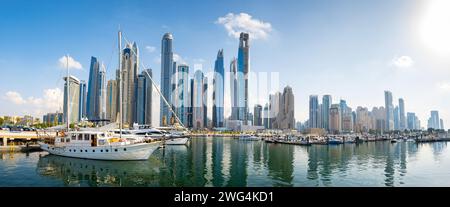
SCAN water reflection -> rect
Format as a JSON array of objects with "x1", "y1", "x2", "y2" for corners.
[
  {"x1": 36, "y1": 154, "x2": 161, "y2": 186},
  {"x1": 2, "y1": 138, "x2": 448, "y2": 187}
]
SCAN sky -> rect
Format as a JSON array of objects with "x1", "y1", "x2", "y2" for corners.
[{"x1": 0, "y1": 0, "x2": 449, "y2": 128}]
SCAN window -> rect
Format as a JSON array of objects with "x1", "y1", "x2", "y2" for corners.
[
  {"x1": 91, "y1": 134, "x2": 96, "y2": 140},
  {"x1": 106, "y1": 149, "x2": 109, "y2": 152},
  {"x1": 69, "y1": 149, "x2": 71, "y2": 152},
  {"x1": 124, "y1": 148, "x2": 127, "y2": 151},
  {"x1": 101, "y1": 150, "x2": 103, "y2": 152},
  {"x1": 85, "y1": 150, "x2": 88, "y2": 152},
  {"x1": 92, "y1": 150, "x2": 95, "y2": 152},
  {"x1": 80, "y1": 150, "x2": 83, "y2": 152},
  {"x1": 66, "y1": 138, "x2": 70, "y2": 142},
  {"x1": 84, "y1": 134, "x2": 90, "y2": 141},
  {"x1": 78, "y1": 134, "x2": 83, "y2": 141},
  {"x1": 71, "y1": 135, "x2": 76, "y2": 140},
  {"x1": 114, "y1": 149, "x2": 118, "y2": 152}
]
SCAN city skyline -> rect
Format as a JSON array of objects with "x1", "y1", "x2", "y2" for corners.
[{"x1": 1, "y1": 0, "x2": 449, "y2": 128}]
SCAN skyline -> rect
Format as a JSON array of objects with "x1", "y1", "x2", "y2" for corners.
[{"x1": 1, "y1": 0, "x2": 450, "y2": 128}]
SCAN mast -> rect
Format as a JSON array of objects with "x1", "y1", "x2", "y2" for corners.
[
  {"x1": 118, "y1": 29, "x2": 123, "y2": 138},
  {"x1": 66, "y1": 54, "x2": 70, "y2": 131}
]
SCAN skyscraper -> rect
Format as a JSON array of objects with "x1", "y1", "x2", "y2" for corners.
[
  {"x1": 356, "y1": 107, "x2": 370, "y2": 133},
  {"x1": 237, "y1": 32, "x2": 250, "y2": 124},
  {"x1": 193, "y1": 70, "x2": 205, "y2": 129},
  {"x1": 203, "y1": 77, "x2": 208, "y2": 128},
  {"x1": 394, "y1": 106, "x2": 400, "y2": 130},
  {"x1": 263, "y1": 103, "x2": 269, "y2": 129},
  {"x1": 278, "y1": 86, "x2": 295, "y2": 129},
  {"x1": 63, "y1": 75, "x2": 80, "y2": 124},
  {"x1": 160, "y1": 33, "x2": 173, "y2": 126},
  {"x1": 399, "y1": 98, "x2": 406, "y2": 130},
  {"x1": 253, "y1": 104, "x2": 262, "y2": 126},
  {"x1": 329, "y1": 104, "x2": 341, "y2": 134},
  {"x1": 440, "y1": 119, "x2": 445, "y2": 130},
  {"x1": 384, "y1": 91, "x2": 394, "y2": 131},
  {"x1": 98, "y1": 63, "x2": 107, "y2": 121},
  {"x1": 269, "y1": 92, "x2": 281, "y2": 129},
  {"x1": 322, "y1": 95, "x2": 332, "y2": 130},
  {"x1": 309, "y1": 95, "x2": 319, "y2": 128},
  {"x1": 86, "y1": 56, "x2": 100, "y2": 120},
  {"x1": 429, "y1": 110, "x2": 440, "y2": 129},
  {"x1": 229, "y1": 58, "x2": 238, "y2": 120},
  {"x1": 135, "y1": 69, "x2": 153, "y2": 125},
  {"x1": 213, "y1": 49, "x2": 225, "y2": 128},
  {"x1": 121, "y1": 43, "x2": 139, "y2": 125},
  {"x1": 342, "y1": 107, "x2": 354, "y2": 132},
  {"x1": 79, "y1": 80, "x2": 87, "y2": 121},
  {"x1": 106, "y1": 80, "x2": 117, "y2": 122},
  {"x1": 175, "y1": 65, "x2": 189, "y2": 126}
]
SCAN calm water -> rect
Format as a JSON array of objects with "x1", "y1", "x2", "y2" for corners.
[{"x1": 1, "y1": 137, "x2": 450, "y2": 187}]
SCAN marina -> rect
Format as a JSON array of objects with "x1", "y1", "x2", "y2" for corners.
[{"x1": 2, "y1": 136, "x2": 450, "y2": 187}]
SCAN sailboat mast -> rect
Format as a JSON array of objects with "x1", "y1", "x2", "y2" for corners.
[
  {"x1": 66, "y1": 54, "x2": 70, "y2": 131},
  {"x1": 118, "y1": 29, "x2": 123, "y2": 138}
]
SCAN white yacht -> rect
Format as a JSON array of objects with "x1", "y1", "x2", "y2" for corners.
[{"x1": 39, "y1": 131, "x2": 160, "y2": 160}]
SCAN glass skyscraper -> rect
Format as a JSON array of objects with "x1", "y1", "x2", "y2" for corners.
[
  {"x1": 160, "y1": 33, "x2": 173, "y2": 126},
  {"x1": 213, "y1": 49, "x2": 224, "y2": 128},
  {"x1": 79, "y1": 80, "x2": 87, "y2": 121},
  {"x1": 309, "y1": 95, "x2": 319, "y2": 128},
  {"x1": 384, "y1": 90, "x2": 394, "y2": 131},
  {"x1": 175, "y1": 65, "x2": 189, "y2": 126},
  {"x1": 86, "y1": 56, "x2": 100, "y2": 120},
  {"x1": 322, "y1": 95, "x2": 332, "y2": 130},
  {"x1": 237, "y1": 32, "x2": 250, "y2": 124}
]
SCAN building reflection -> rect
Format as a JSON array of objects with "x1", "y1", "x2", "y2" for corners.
[
  {"x1": 158, "y1": 145, "x2": 189, "y2": 186},
  {"x1": 267, "y1": 143, "x2": 294, "y2": 186},
  {"x1": 226, "y1": 140, "x2": 248, "y2": 186}
]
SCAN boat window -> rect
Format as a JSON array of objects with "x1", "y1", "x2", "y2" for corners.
[
  {"x1": 85, "y1": 150, "x2": 87, "y2": 152},
  {"x1": 78, "y1": 134, "x2": 83, "y2": 141},
  {"x1": 106, "y1": 149, "x2": 109, "y2": 152},
  {"x1": 71, "y1": 134, "x2": 76, "y2": 140},
  {"x1": 101, "y1": 150, "x2": 103, "y2": 152},
  {"x1": 66, "y1": 138, "x2": 70, "y2": 142},
  {"x1": 91, "y1": 134, "x2": 96, "y2": 141},
  {"x1": 124, "y1": 148, "x2": 127, "y2": 151},
  {"x1": 92, "y1": 150, "x2": 95, "y2": 152},
  {"x1": 114, "y1": 149, "x2": 118, "y2": 152},
  {"x1": 98, "y1": 139, "x2": 106, "y2": 146},
  {"x1": 84, "y1": 135, "x2": 90, "y2": 141}
]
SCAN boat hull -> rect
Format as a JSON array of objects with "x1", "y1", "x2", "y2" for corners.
[
  {"x1": 165, "y1": 138, "x2": 189, "y2": 145},
  {"x1": 39, "y1": 142, "x2": 160, "y2": 161}
]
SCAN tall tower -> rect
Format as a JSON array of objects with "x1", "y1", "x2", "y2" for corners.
[
  {"x1": 213, "y1": 49, "x2": 225, "y2": 128},
  {"x1": 237, "y1": 32, "x2": 250, "y2": 124},
  {"x1": 230, "y1": 58, "x2": 238, "y2": 120},
  {"x1": 121, "y1": 43, "x2": 139, "y2": 125},
  {"x1": 86, "y1": 56, "x2": 100, "y2": 120},
  {"x1": 322, "y1": 95, "x2": 332, "y2": 130},
  {"x1": 399, "y1": 98, "x2": 406, "y2": 130},
  {"x1": 63, "y1": 75, "x2": 81, "y2": 124},
  {"x1": 309, "y1": 95, "x2": 319, "y2": 128},
  {"x1": 136, "y1": 69, "x2": 153, "y2": 126},
  {"x1": 193, "y1": 70, "x2": 205, "y2": 129},
  {"x1": 384, "y1": 91, "x2": 394, "y2": 131},
  {"x1": 79, "y1": 80, "x2": 87, "y2": 121},
  {"x1": 175, "y1": 65, "x2": 189, "y2": 126},
  {"x1": 160, "y1": 33, "x2": 174, "y2": 126},
  {"x1": 98, "y1": 63, "x2": 107, "y2": 121}
]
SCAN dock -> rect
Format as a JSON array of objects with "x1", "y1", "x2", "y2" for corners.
[{"x1": 0, "y1": 130, "x2": 55, "y2": 148}]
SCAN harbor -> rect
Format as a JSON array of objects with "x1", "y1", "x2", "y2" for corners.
[{"x1": 2, "y1": 136, "x2": 450, "y2": 187}]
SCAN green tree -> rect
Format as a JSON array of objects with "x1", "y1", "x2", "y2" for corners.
[{"x1": 0, "y1": 117, "x2": 4, "y2": 126}]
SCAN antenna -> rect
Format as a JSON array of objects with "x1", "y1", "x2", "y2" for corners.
[
  {"x1": 118, "y1": 29, "x2": 123, "y2": 138},
  {"x1": 66, "y1": 54, "x2": 70, "y2": 131}
]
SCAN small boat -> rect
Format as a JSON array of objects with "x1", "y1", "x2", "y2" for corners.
[
  {"x1": 328, "y1": 137, "x2": 343, "y2": 145},
  {"x1": 390, "y1": 139, "x2": 398, "y2": 143},
  {"x1": 165, "y1": 137, "x2": 190, "y2": 145},
  {"x1": 239, "y1": 135, "x2": 261, "y2": 141}
]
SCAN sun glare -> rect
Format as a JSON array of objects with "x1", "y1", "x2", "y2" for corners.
[{"x1": 419, "y1": 0, "x2": 450, "y2": 56}]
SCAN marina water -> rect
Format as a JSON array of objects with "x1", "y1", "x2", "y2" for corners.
[{"x1": 1, "y1": 136, "x2": 450, "y2": 187}]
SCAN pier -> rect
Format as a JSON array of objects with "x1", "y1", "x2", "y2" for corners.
[{"x1": 0, "y1": 130, "x2": 55, "y2": 151}]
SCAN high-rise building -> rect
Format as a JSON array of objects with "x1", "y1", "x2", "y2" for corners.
[
  {"x1": 393, "y1": 106, "x2": 400, "y2": 130},
  {"x1": 269, "y1": 92, "x2": 281, "y2": 129},
  {"x1": 253, "y1": 104, "x2": 263, "y2": 126},
  {"x1": 106, "y1": 80, "x2": 117, "y2": 122},
  {"x1": 203, "y1": 77, "x2": 208, "y2": 128},
  {"x1": 237, "y1": 32, "x2": 250, "y2": 124},
  {"x1": 86, "y1": 56, "x2": 100, "y2": 121},
  {"x1": 407, "y1": 112, "x2": 416, "y2": 130},
  {"x1": 213, "y1": 49, "x2": 225, "y2": 128},
  {"x1": 187, "y1": 78, "x2": 194, "y2": 128},
  {"x1": 98, "y1": 63, "x2": 107, "y2": 121},
  {"x1": 399, "y1": 98, "x2": 406, "y2": 130},
  {"x1": 322, "y1": 95, "x2": 332, "y2": 130},
  {"x1": 329, "y1": 104, "x2": 341, "y2": 134},
  {"x1": 356, "y1": 107, "x2": 370, "y2": 133},
  {"x1": 193, "y1": 70, "x2": 205, "y2": 129},
  {"x1": 63, "y1": 75, "x2": 80, "y2": 124},
  {"x1": 136, "y1": 69, "x2": 153, "y2": 126},
  {"x1": 160, "y1": 33, "x2": 174, "y2": 126},
  {"x1": 428, "y1": 110, "x2": 440, "y2": 129},
  {"x1": 440, "y1": 119, "x2": 445, "y2": 130},
  {"x1": 372, "y1": 106, "x2": 386, "y2": 133},
  {"x1": 263, "y1": 103, "x2": 269, "y2": 129},
  {"x1": 79, "y1": 80, "x2": 87, "y2": 121},
  {"x1": 174, "y1": 65, "x2": 189, "y2": 126},
  {"x1": 309, "y1": 95, "x2": 319, "y2": 128},
  {"x1": 120, "y1": 43, "x2": 139, "y2": 125},
  {"x1": 384, "y1": 91, "x2": 394, "y2": 131},
  {"x1": 277, "y1": 86, "x2": 295, "y2": 129},
  {"x1": 230, "y1": 58, "x2": 238, "y2": 120},
  {"x1": 342, "y1": 107, "x2": 353, "y2": 132}
]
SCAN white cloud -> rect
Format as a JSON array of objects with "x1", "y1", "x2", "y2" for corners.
[
  {"x1": 216, "y1": 13, "x2": 272, "y2": 40},
  {"x1": 391, "y1": 56, "x2": 414, "y2": 68},
  {"x1": 3, "y1": 88, "x2": 63, "y2": 117},
  {"x1": 58, "y1": 55, "x2": 83, "y2": 69},
  {"x1": 173, "y1": 53, "x2": 188, "y2": 65},
  {"x1": 437, "y1": 82, "x2": 450, "y2": 91},
  {"x1": 4, "y1": 91, "x2": 26, "y2": 104},
  {"x1": 146, "y1": 46, "x2": 156, "y2": 53}
]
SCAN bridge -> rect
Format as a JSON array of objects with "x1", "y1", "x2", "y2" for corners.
[{"x1": 0, "y1": 130, "x2": 56, "y2": 147}]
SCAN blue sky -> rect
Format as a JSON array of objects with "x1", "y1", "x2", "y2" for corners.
[{"x1": 1, "y1": 0, "x2": 449, "y2": 128}]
